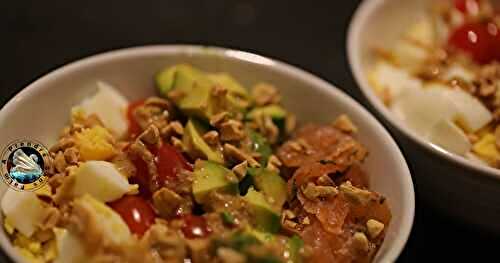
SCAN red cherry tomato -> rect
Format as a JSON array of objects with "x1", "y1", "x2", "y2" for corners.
[
  {"x1": 108, "y1": 195, "x2": 156, "y2": 236},
  {"x1": 157, "y1": 143, "x2": 192, "y2": 182},
  {"x1": 129, "y1": 154, "x2": 152, "y2": 197},
  {"x1": 130, "y1": 143, "x2": 192, "y2": 196},
  {"x1": 454, "y1": 0, "x2": 480, "y2": 14},
  {"x1": 127, "y1": 99, "x2": 146, "y2": 139},
  {"x1": 181, "y1": 215, "x2": 212, "y2": 239},
  {"x1": 448, "y1": 21, "x2": 500, "y2": 64}
]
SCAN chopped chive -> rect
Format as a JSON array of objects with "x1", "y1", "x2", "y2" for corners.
[{"x1": 221, "y1": 211, "x2": 236, "y2": 225}]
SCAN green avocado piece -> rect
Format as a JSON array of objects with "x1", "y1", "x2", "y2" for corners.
[
  {"x1": 247, "y1": 168, "x2": 287, "y2": 211},
  {"x1": 157, "y1": 65, "x2": 252, "y2": 120},
  {"x1": 246, "y1": 105, "x2": 287, "y2": 121},
  {"x1": 175, "y1": 65, "x2": 215, "y2": 119},
  {"x1": 244, "y1": 226, "x2": 274, "y2": 243},
  {"x1": 155, "y1": 64, "x2": 214, "y2": 120},
  {"x1": 183, "y1": 118, "x2": 224, "y2": 164},
  {"x1": 207, "y1": 73, "x2": 249, "y2": 98},
  {"x1": 248, "y1": 130, "x2": 272, "y2": 165},
  {"x1": 243, "y1": 187, "x2": 281, "y2": 233},
  {"x1": 287, "y1": 235, "x2": 304, "y2": 263},
  {"x1": 192, "y1": 160, "x2": 239, "y2": 204},
  {"x1": 156, "y1": 66, "x2": 177, "y2": 95},
  {"x1": 208, "y1": 73, "x2": 250, "y2": 113}
]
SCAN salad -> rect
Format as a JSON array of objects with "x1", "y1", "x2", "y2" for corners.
[
  {"x1": 2, "y1": 64, "x2": 391, "y2": 263},
  {"x1": 369, "y1": 0, "x2": 500, "y2": 167}
]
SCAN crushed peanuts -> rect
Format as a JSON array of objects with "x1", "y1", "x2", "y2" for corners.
[
  {"x1": 333, "y1": 114, "x2": 358, "y2": 133},
  {"x1": 340, "y1": 181, "x2": 373, "y2": 205},
  {"x1": 366, "y1": 219, "x2": 385, "y2": 239}
]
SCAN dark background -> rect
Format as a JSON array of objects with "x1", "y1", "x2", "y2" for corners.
[{"x1": 1, "y1": 0, "x2": 499, "y2": 262}]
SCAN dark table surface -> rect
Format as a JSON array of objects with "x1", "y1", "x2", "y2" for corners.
[{"x1": 1, "y1": 0, "x2": 499, "y2": 262}]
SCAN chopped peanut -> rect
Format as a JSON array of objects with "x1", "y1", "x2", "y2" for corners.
[
  {"x1": 203, "y1": 131, "x2": 220, "y2": 146},
  {"x1": 232, "y1": 161, "x2": 248, "y2": 180},
  {"x1": 223, "y1": 144, "x2": 260, "y2": 167},
  {"x1": 301, "y1": 182, "x2": 338, "y2": 200},
  {"x1": 352, "y1": 232, "x2": 369, "y2": 253},
  {"x1": 340, "y1": 181, "x2": 373, "y2": 205},
  {"x1": 220, "y1": 120, "x2": 245, "y2": 141},
  {"x1": 333, "y1": 114, "x2": 358, "y2": 133},
  {"x1": 153, "y1": 188, "x2": 185, "y2": 219},
  {"x1": 366, "y1": 219, "x2": 385, "y2": 239},
  {"x1": 251, "y1": 83, "x2": 281, "y2": 106},
  {"x1": 209, "y1": 112, "x2": 230, "y2": 127}
]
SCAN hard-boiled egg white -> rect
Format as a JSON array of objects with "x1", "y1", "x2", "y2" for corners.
[
  {"x1": 391, "y1": 86, "x2": 458, "y2": 137},
  {"x1": 393, "y1": 40, "x2": 428, "y2": 70},
  {"x1": 80, "y1": 81, "x2": 129, "y2": 138},
  {"x1": 74, "y1": 194, "x2": 131, "y2": 244},
  {"x1": 405, "y1": 16, "x2": 435, "y2": 46},
  {"x1": 1, "y1": 190, "x2": 45, "y2": 237},
  {"x1": 53, "y1": 228, "x2": 88, "y2": 263},
  {"x1": 425, "y1": 83, "x2": 492, "y2": 132},
  {"x1": 369, "y1": 61, "x2": 423, "y2": 100},
  {"x1": 53, "y1": 195, "x2": 132, "y2": 263},
  {"x1": 428, "y1": 119, "x2": 471, "y2": 155},
  {"x1": 442, "y1": 64, "x2": 475, "y2": 83},
  {"x1": 70, "y1": 161, "x2": 138, "y2": 203}
]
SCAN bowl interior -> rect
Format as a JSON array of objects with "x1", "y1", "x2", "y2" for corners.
[
  {"x1": 348, "y1": 0, "x2": 500, "y2": 180},
  {"x1": 0, "y1": 46, "x2": 414, "y2": 262}
]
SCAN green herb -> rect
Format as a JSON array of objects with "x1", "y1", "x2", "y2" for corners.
[
  {"x1": 221, "y1": 211, "x2": 236, "y2": 226},
  {"x1": 248, "y1": 129, "x2": 272, "y2": 165}
]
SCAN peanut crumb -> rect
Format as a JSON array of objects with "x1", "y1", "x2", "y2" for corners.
[
  {"x1": 202, "y1": 131, "x2": 220, "y2": 146},
  {"x1": 340, "y1": 181, "x2": 373, "y2": 205},
  {"x1": 301, "y1": 182, "x2": 338, "y2": 200},
  {"x1": 231, "y1": 161, "x2": 248, "y2": 180},
  {"x1": 223, "y1": 144, "x2": 260, "y2": 168},
  {"x1": 220, "y1": 120, "x2": 245, "y2": 141},
  {"x1": 333, "y1": 114, "x2": 358, "y2": 133},
  {"x1": 352, "y1": 232, "x2": 369, "y2": 253},
  {"x1": 210, "y1": 112, "x2": 230, "y2": 127},
  {"x1": 366, "y1": 219, "x2": 385, "y2": 239}
]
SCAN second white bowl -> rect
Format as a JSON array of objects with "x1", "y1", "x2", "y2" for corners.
[{"x1": 348, "y1": 0, "x2": 500, "y2": 231}]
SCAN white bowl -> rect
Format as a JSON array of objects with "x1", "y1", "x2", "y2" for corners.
[
  {"x1": 348, "y1": 0, "x2": 500, "y2": 231},
  {"x1": 0, "y1": 45, "x2": 414, "y2": 262}
]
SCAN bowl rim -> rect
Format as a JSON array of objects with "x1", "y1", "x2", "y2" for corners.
[
  {"x1": 347, "y1": 0, "x2": 500, "y2": 182},
  {"x1": 0, "y1": 45, "x2": 415, "y2": 263}
]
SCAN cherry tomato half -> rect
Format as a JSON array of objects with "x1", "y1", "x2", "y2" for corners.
[
  {"x1": 454, "y1": 0, "x2": 480, "y2": 14},
  {"x1": 130, "y1": 143, "x2": 192, "y2": 197},
  {"x1": 181, "y1": 214, "x2": 212, "y2": 239},
  {"x1": 156, "y1": 143, "x2": 192, "y2": 182},
  {"x1": 109, "y1": 195, "x2": 156, "y2": 236},
  {"x1": 127, "y1": 99, "x2": 146, "y2": 139},
  {"x1": 448, "y1": 21, "x2": 500, "y2": 64}
]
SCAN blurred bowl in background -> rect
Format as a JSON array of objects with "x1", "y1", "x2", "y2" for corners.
[{"x1": 348, "y1": 0, "x2": 500, "y2": 232}]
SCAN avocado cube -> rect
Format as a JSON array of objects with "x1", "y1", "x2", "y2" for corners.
[
  {"x1": 207, "y1": 73, "x2": 249, "y2": 98},
  {"x1": 287, "y1": 235, "x2": 304, "y2": 263},
  {"x1": 248, "y1": 130, "x2": 272, "y2": 165},
  {"x1": 183, "y1": 118, "x2": 224, "y2": 164},
  {"x1": 246, "y1": 105, "x2": 287, "y2": 121},
  {"x1": 243, "y1": 187, "x2": 281, "y2": 233},
  {"x1": 208, "y1": 73, "x2": 251, "y2": 112},
  {"x1": 192, "y1": 160, "x2": 239, "y2": 204},
  {"x1": 248, "y1": 168, "x2": 287, "y2": 210},
  {"x1": 155, "y1": 64, "x2": 214, "y2": 120},
  {"x1": 156, "y1": 66, "x2": 177, "y2": 95}
]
